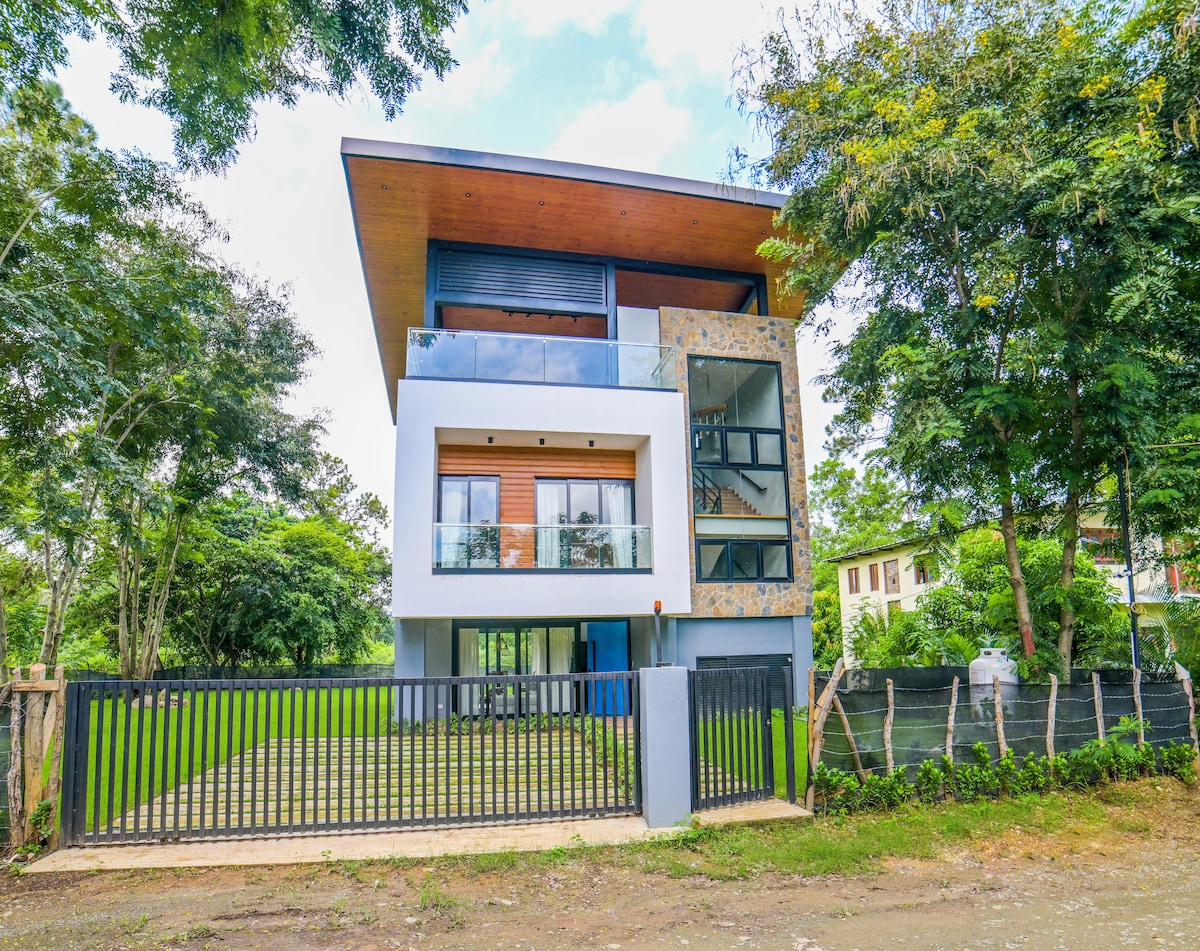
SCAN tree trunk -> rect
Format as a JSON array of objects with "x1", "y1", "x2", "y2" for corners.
[
  {"x1": 1057, "y1": 491, "x2": 1080, "y2": 669},
  {"x1": 1057, "y1": 371, "x2": 1085, "y2": 669},
  {"x1": 999, "y1": 496, "x2": 1037, "y2": 658},
  {"x1": 0, "y1": 586, "x2": 7, "y2": 682}
]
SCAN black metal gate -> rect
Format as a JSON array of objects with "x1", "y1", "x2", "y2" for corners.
[
  {"x1": 60, "y1": 672, "x2": 640, "y2": 846},
  {"x1": 688, "y1": 666, "x2": 795, "y2": 811}
]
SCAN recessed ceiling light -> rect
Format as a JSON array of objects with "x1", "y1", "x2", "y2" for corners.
[
  {"x1": 693, "y1": 219, "x2": 699, "y2": 225},
  {"x1": 381, "y1": 184, "x2": 387, "y2": 190},
  {"x1": 464, "y1": 192, "x2": 471, "y2": 197},
  {"x1": 539, "y1": 200, "x2": 545, "y2": 206}
]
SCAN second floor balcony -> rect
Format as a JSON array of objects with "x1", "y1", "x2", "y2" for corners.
[
  {"x1": 434, "y1": 523, "x2": 652, "y2": 572},
  {"x1": 408, "y1": 328, "x2": 676, "y2": 390}
]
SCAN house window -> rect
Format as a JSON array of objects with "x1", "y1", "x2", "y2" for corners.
[
  {"x1": 436, "y1": 476, "x2": 500, "y2": 568},
  {"x1": 915, "y1": 561, "x2": 932, "y2": 585},
  {"x1": 887, "y1": 600, "x2": 902, "y2": 616},
  {"x1": 869, "y1": 563, "x2": 880, "y2": 591},
  {"x1": 687, "y1": 355, "x2": 792, "y2": 582},
  {"x1": 883, "y1": 559, "x2": 900, "y2": 594},
  {"x1": 535, "y1": 479, "x2": 636, "y2": 568},
  {"x1": 697, "y1": 540, "x2": 791, "y2": 582},
  {"x1": 847, "y1": 566, "x2": 861, "y2": 594}
]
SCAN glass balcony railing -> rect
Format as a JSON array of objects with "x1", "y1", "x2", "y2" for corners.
[
  {"x1": 433, "y1": 524, "x2": 652, "y2": 571},
  {"x1": 407, "y1": 328, "x2": 676, "y2": 390}
]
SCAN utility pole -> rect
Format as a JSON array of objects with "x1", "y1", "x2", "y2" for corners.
[{"x1": 1117, "y1": 457, "x2": 1141, "y2": 670}]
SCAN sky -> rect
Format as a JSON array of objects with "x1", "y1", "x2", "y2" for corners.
[{"x1": 54, "y1": 0, "x2": 850, "y2": 540}]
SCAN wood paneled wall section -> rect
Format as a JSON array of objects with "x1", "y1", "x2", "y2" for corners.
[{"x1": 438, "y1": 446, "x2": 636, "y2": 523}]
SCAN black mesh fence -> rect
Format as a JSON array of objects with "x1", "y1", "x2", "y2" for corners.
[{"x1": 814, "y1": 667, "x2": 1196, "y2": 777}]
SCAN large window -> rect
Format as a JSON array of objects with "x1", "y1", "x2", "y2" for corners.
[
  {"x1": 535, "y1": 479, "x2": 638, "y2": 569},
  {"x1": 688, "y1": 355, "x2": 792, "y2": 582},
  {"x1": 437, "y1": 475, "x2": 500, "y2": 568}
]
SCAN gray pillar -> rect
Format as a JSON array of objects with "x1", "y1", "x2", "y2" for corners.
[
  {"x1": 638, "y1": 665, "x2": 693, "y2": 828},
  {"x1": 790, "y1": 614, "x2": 814, "y2": 709},
  {"x1": 395, "y1": 619, "x2": 426, "y2": 724}
]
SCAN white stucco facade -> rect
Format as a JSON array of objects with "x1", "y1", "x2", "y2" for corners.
[{"x1": 392, "y1": 377, "x2": 693, "y2": 620}]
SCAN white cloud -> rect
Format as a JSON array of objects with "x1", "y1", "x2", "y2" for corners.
[
  {"x1": 543, "y1": 81, "x2": 691, "y2": 172},
  {"x1": 430, "y1": 39, "x2": 515, "y2": 107}
]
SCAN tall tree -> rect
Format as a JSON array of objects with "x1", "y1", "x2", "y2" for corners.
[
  {"x1": 744, "y1": 0, "x2": 1200, "y2": 665},
  {"x1": 0, "y1": 83, "x2": 317, "y2": 670},
  {"x1": 2, "y1": 0, "x2": 467, "y2": 170}
]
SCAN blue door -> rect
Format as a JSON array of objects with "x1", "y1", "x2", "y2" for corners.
[{"x1": 587, "y1": 621, "x2": 630, "y2": 715}]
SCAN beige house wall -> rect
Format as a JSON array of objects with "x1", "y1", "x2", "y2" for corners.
[{"x1": 659, "y1": 307, "x2": 812, "y2": 620}]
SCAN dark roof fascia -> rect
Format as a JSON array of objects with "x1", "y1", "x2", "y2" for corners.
[{"x1": 339, "y1": 138, "x2": 789, "y2": 209}]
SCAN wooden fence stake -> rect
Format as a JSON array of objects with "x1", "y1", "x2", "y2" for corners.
[
  {"x1": 805, "y1": 657, "x2": 844, "y2": 810},
  {"x1": 993, "y1": 674, "x2": 1008, "y2": 758},
  {"x1": 883, "y1": 678, "x2": 895, "y2": 773},
  {"x1": 1132, "y1": 668, "x2": 1145, "y2": 748},
  {"x1": 1046, "y1": 674, "x2": 1058, "y2": 762},
  {"x1": 43, "y1": 667, "x2": 67, "y2": 851},
  {"x1": 945, "y1": 676, "x2": 959, "y2": 764},
  {"x1": 1183, "y1": 677, "x2": 1200, "y2": 776},
  {"x1": 832, "y1": 695, "x2": 867, "y2": 782},
  {"x1": 6, "y1": 684, "x2": 24, "y2": 849},
  {"x1": 1092, "y1": 671, "x2": 1106, "y2": 743}
]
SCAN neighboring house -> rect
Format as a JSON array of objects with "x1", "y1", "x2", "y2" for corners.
[
  {"x1": 829, "y1": 511, "x2": 1198, "y2": 634},
  {"x1": 342, "y1": 140, "x2": 814, "y2": 702}
]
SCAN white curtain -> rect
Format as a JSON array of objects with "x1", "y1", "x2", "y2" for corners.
[
  {"x1": 549, "y1": 627, "x2": 575, "y2": 713},
  {"x1": 458, "y1": 628, "x2": 481, "y2": 714},
  {"x1": 529, "y1": 628, "x2": 548, "y2": 674},
  {"x1": 602, "y1": 482, "x2": 633, "y2": 568},
  {"x1": 536, "y1": 482, "x2": 568, "y2": 567},
  {"x1": 441, "y1": 480, "x2": 469, "y2": 567}
]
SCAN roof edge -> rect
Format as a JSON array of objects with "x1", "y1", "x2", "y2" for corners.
[{"x1": 340, "y1": 138, "x2": 788, "y2": 209}]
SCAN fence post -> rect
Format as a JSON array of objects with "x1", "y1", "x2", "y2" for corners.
[
  {"x1": 638, "y1": 666, "x2": 692, "y2": 828},
  {"x1": 883, "y1": 678, "x2": 895, "y2": 773},
  {"x1": 805, "y1": 657, "x2": 843, "y2": 811},
  {"x1": 945, "y1": 675, "x2": 959, "y2": 764},
  {"x1": 6, "y1": 672, "x2": 23, "y2": 848},
  {"x1": 1047, "y1": 674, "x2": 1058, "y2": 762},
  {"x1": 1092, "y1": 672, "x2": 1105, "y2": 742},
  {"x1": 1132, "y1": 668, "x2": 1145, "y2": 748},
  {"x1": 832, "y1": 695, "x2": 867, "y2": 782},
  {"x1": 992, "y1": 675, "x2": 1007, "y2": 758},
  {"x1": 782, "y1": 668, "x2": 796, "y2": 805}
]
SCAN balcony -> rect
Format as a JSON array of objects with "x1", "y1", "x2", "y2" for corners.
[
  {"x1": 407, "y1": 328, "x2": 676, "y2": 390},
  {"x1": 433, "y1": 523, "x2": 652, "y2": 571}
]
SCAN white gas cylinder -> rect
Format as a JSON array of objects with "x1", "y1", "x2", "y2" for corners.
[{"x1": 969, "y1": 647, "x2": 1018, "y2": 686}]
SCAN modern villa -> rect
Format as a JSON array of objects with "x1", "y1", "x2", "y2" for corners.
[{"x1": 342, "y1": 140, "x2": 814, "y2": 705}]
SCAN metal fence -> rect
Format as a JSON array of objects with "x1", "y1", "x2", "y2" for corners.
[
  {"x1": 60, "y1": 672, "x2": 641, "y2": 847},
  {"x1": 688, "y1": 666, "x2": 792, "y2": 811}
]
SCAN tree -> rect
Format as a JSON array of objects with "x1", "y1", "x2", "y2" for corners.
[
  {"x1": 0, "y1": 83, "x2": 317, "y2": 671},
  {"x1": 745, "y1": 0, "x2": 1200, "y2": 667},
  {"x1": 2, "y1": 0, "x2": 467, "y2": 171},
  {"x1": 807, "y1": 459, "x2": 912, "y2": 662},
  {"x1": 851, "y1": 529, "x2": 1126, "y2": 673}
]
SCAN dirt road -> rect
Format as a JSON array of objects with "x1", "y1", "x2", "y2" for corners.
[{"x1": 4, "y1": 783, "x2": 1199, "y2": 950}]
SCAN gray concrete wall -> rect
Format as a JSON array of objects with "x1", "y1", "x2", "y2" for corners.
[
  {"x1": 675, "y1": 615, "x2": 812, "y2": 706},
  {"x1": 638, "y1": 665, "x2": 693, "y2": 828}
]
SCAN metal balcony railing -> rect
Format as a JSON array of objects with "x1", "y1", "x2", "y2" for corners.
[
  {"x1": 433, "y1": 523, "x2": 652, "y2": 571},
  {"x1": 407, "y1": 328, "x2": 676, "y2": 390}
]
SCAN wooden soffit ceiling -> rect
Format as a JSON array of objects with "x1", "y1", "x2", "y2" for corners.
[{"x1": 341, "y1": 139, "x2": 803, "y2": 415}]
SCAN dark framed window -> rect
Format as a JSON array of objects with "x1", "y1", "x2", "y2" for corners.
[
  {"x1": 696, "y1": 540, "x2": 791, "y2": 582},
  {"x1": 847, "y1": 566, "x2": 861, "y2": 594},
  {"x1": 869, "y1": 563, "x2": 880, "y2": 591},
  {"x1": 688, "y1": 355, "x2": 792, "y2": 582},
  {"x1": 437, "y1": 475, "x2": 500, "y2": 568}
]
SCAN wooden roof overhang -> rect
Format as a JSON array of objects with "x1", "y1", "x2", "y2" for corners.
[{"x1": 341, "y1": 139, "x2": 803, "y2": 417}]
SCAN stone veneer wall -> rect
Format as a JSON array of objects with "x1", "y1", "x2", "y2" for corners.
[{"x1": 659, "y1": 307, "x2": 812, "y2": 619}]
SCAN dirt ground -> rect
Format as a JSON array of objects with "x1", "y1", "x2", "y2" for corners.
[{"x1": 4, "y1": 785, "x2": 1200, "y2": 951}]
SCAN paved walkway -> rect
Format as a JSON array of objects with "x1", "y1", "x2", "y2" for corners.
[{"x1": 27, "y1": 800, "x2": 810, "y2": 874}]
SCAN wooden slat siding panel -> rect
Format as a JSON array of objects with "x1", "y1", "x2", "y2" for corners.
[
  {"x1": 439, "y1": 447, "x2": 636, "y2": 568},
  {"x1": 343, "y1": 155, "x2": 809, "y2": 415}
]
